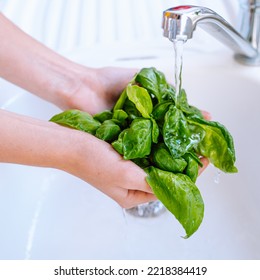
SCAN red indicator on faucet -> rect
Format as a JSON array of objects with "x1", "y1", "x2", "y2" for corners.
[{"x1": 171, "y1": 6, "x2": 193, "y2": 11}]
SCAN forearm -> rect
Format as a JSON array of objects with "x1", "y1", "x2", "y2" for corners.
[
  {"x1": 0, "y1": 109, "x2": 76, "y2": 168},
  {"x1": 0, "y1": 109, "x2": 154, "y2": 207},
  {"x1": 0, "y1": 13, "x2": 94, "y2": 109}
]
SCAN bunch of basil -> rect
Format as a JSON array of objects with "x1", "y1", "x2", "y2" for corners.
[{"x1": 50, "y1": 67, "x2": 237, "y2": 238}]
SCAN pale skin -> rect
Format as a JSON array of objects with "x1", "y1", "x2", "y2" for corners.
[{"x1": 0, "y1": 13, "x2": 209, "y2": 208}]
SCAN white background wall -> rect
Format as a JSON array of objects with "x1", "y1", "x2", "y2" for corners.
[{"x1": 0, "y1": 0, "x2": 239, "y2": 53}]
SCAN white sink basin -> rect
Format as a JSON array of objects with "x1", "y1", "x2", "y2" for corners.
[{"x1": 0, "y1": 42, "x2": 259, "y2": 259}]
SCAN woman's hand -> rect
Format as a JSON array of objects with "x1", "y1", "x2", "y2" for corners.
[
  {"x1": 62, "y1": 67, "x2": 138, "y2": 115},
  {"x1": 63, "y1": 128, "x2": 157, "y2": 208}
]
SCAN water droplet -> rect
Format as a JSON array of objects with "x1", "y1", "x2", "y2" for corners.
[{"x1": 214, "y1": 169, "x2": 221, "y2": 184}]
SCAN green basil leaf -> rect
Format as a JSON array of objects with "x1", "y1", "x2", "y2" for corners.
[
  {"x1": 126, "y1": 85, "x2": 153, "y2": 118},
  {"x1": 145, "y1": 167, "x2": 204, "y2": 238},
  {"x1": 183, "y1": 153, "x2": 199, "y2": 182},
  {"x1": 111, "y1": 129, "x2": 127, "y2": 155},
  {"x1": 134, "y1": 67, "x2": 175, "y2": 103},
  {"x1": 123, "y1": 98, "x2": 142, "y2": 120},
  {"x1": 151, "y1": 118, "x2": 160, "y2": 144},
  {"x1": 151, "y1": 143, "x2": 187, "y2": 173},
  {"x1": 131, "y1": 158, "x2": 151, "y2": 169},
  {"x1": 152, "y1": 101, "x2": 173, "y2": 121},
  {"x1": 134, "y1": 67, "x2": 161, "y2": 102},
  {"x1": 190, "y1": 120, "x2": 237, "y2": 173},
  {"x1": 177, "y1": 89, "x2": 203, "y2": 118},
  {"x1": 111, "y1": 109, "x2": 128, "y2": 128},
  {"x1": 93, "y1": 110, "x2": 113, "y2": 122},
  {"x1": 163, "y1": 105, "x2": 202, "y2": 158},
  {"x1": 185, "y1": 151, "x2": 203, "y2": 167},
  {"x1": 155, "y1": 69, "x2": 175, "y2": 101},
  {"x1": 163, "y1": 84, "x2": 176, "y2": 101},
  {"x1": 152, "y1": 101, "x2": 173, "y2": 131},
  {"x1": 122, "y1": 118, "x2": 152, "y2": 159},
  {"x1": 189, "y1": 116, "x2": 236, "y2": 162},
  {"x1": 113, "y1": 88, "x2": 127, "y2": 111},
  {"x1": 112, "y1": 109, "x2": 128, "y2": 123},
  {"x1": 95, "y1": 120, "x2": 121, "y2": 142},
  {"x1": 188, "y1": 105, "x2": 204, "y2": 119},
  {"x1": 50, "y1": 109, "x2": 100, "y2": 135}
]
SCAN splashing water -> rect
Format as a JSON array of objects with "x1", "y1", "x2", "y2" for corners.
[{"x1": 126, "y1": 201, "x2": 166, "y2": 217}]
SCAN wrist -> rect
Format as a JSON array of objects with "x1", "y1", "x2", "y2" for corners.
[
  {"x1": 0, "y1": 109, "x2": 81, "y2": 171},
  {"x1": 37, "y1": 57, "x2": 97, "y2": 110},
  {"x1": 0, "y1": 13, "x2": 98, "y2": 111},
  {"x1": 50, "y1": 59, "x2": 104, "y2": 114}
]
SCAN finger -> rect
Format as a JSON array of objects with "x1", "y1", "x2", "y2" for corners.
[
  {"x1": 126, "y1": 179, "x2": 154, "y2": 194},
  {"x1": 120, "y1": 160, "x2": 154, "y2": 194},
  {"x1": 198, "y1": 157, "x2": 210, "y2": 175},
  {"x1": 122, "y1": 190, "x2": 157, "y2": 209},
  {"x1": 99, "y1": 67, "x2": 138, "y2": 97},
  {"x1": 201, "y1": 110, "x2": 212, "y2": 120}
]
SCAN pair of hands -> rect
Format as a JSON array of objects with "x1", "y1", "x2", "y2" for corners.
[{"x1": 54, "y1": 66, "x2": 209, "y2": 208}]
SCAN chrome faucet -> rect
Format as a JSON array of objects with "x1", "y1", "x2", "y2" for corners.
[{"x1": 162, "y1": 1, "x2": 260, "y2": 66}]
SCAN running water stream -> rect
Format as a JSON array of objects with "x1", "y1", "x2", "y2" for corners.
[
  {"x1": 173, "y1": 35, "x2": 187, "y2": 105},
  {"x1": 173, "y1": 36, "x2": 222, "y2": 186}
]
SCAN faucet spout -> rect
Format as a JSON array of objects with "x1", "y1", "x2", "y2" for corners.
[{"x1": 162, "y1": 5, "x2": 260, "y2": 65}]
